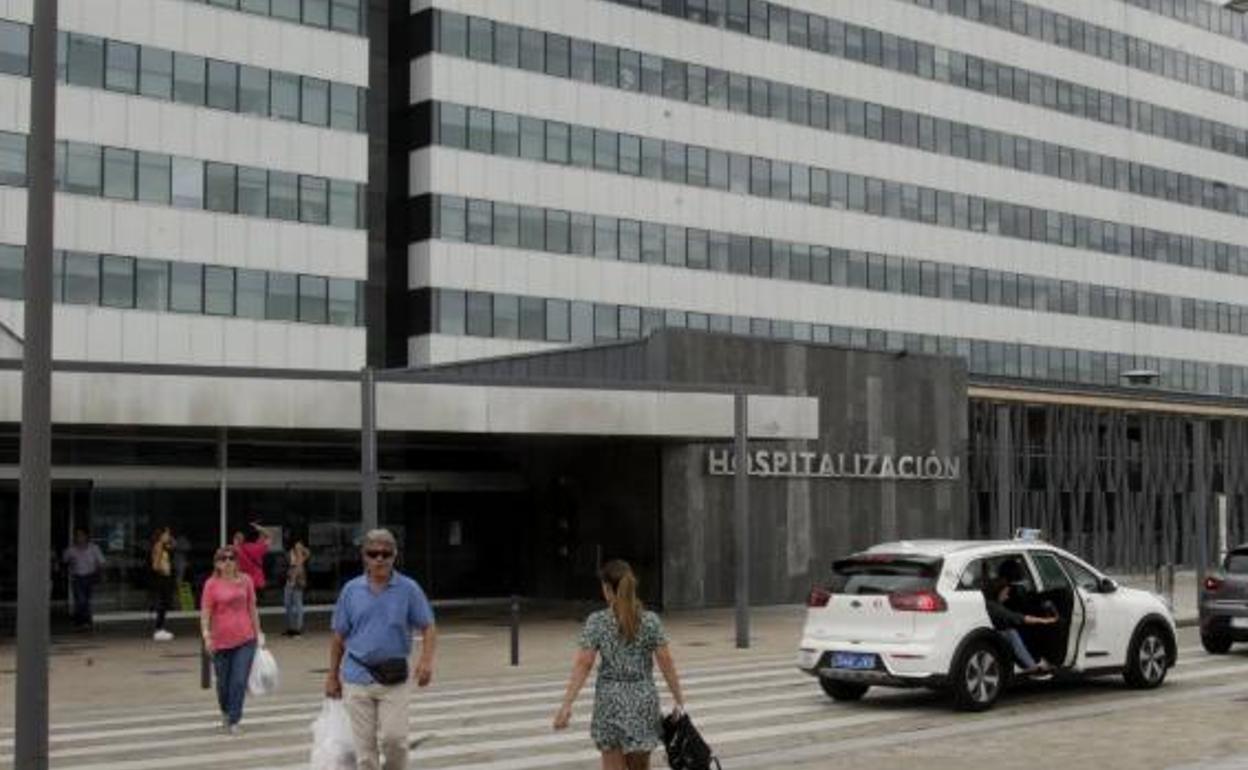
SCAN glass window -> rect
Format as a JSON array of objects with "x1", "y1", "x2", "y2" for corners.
[
  {"x1": 237, "y1": 65, "x2": 269, "y2": 116},
  {"x1": 204, "y1": 265, "x2": 235, "y2": 315},
  {"x1": 330, "y1": 83, "x2": 359, "y2": 130},
  {"x1": 271, "y1": 72, "x2": 300, "y2": 121},
  {"x1": 303, "y1": 0, "x2": 330, "y2": 27},
  {"x1": 466, "y1": 291, "x2": 492, "y2": 336},
  {"x1": 139, "y1": 47, "x2": 173, "y2": 99},
  {"x1": 170, "y1": 157, "x2": 203, "y2": 209},
  {"x1": 65, "y1": 142, "x2": 102, "y2": 196},
  {"x1": 545, "y1": 298, "x2": 570, "y2": 341},
  {"x1": 102, "y1": 147, "x2": 136, "y2": 201},
  {"x1": 331, "y1": 0, "x2": 361, "y2": 34},
  {"x1": 467, "y1": 16, "x2": 493, "y2": 62},
  {"x1": 299, "y1": 176, "x2": 328, "y2": 224},
  {"x1": 570, "y1": 300, "x2": 593, "y2": 343},
  {"x1": 546, "y1": 210, "x2": 570, "y2": 254},
  {"x1": 298, "y1": 275, "x2": 328, "y2": 323},
  {"x1": 0, "y1": 19, "x2": 29, "y2": 77},
  {"x1": 67, "y1": 33, "x2": 104, "y2": 88},
  {"x1": 594, "y1": 216, "x2": 618, "y2": 260},
  {"x1": 266, "y1": 272, "x2": 297, "y2": 321},
  {"x1": 205, "y1": 59, "x2": 238, "y2": 111},
  {"x1": 571, "y1": 39, "x2": 593, "y2": 82},
  {"x1": 135, "y1": 259, "x2": 168, "y2": 310},
  {"x1": 204, "y1": 162, "x2": 237, "y2": 213},
  {"x1": 236, "y1": 269, "x2": 266, "y2": 319},
  {"x1": 437, "y1": 195, "x2": 466, "y2": 241},
  {"x1": 493, "y1": 202, "x2": 519, "y2": 247},
  {"x1": 169, "y1": 262, "x2": 203, "y2": 312},
  {"x1": 104, "y1": 40, "x2": 138, "y2": 93},
  {"x1": 0, "y1": 244, "x2": 22, "y2": 299},
  {"x1": 519, "y1": 28, "x2": 544, "y2": 72},
  {"x1": 493, "y1": 293, "x2": 519, "y2": 338},
  {"x1": 328, "y1": 278, "x2": 356, "y2": 326},
  {"x1": 0, "y1": 132, "x2": 24, "y2": 187},
  {"x1": 495, "y1": 112, "x2": 520, "y2": 156},
  {"x1": 301, "y1": 77, "x2": 329, "y2": 126},
  {"x1": 173, "y1": 53, "x2": 206, "y2": 105},
  {"x1": 495, "y1": 23, "x2": 520, "y2": 68},
  {"x1": 63, "y1": 252, "x2": 99, "y2": 305},
  {"x1": 571, "y1": 212, "x2": 593, "y2": 255},
  {"x1": 546, "y1": 121, "x2": 570, "y2": 164},
  {"x1": 519, "y1": 116, "x2": 543, "y2": 160},
  {"x1": 467, "y1": 199, "x2": 492, "y2": 244},
  {"x1": 546, "y1": 34, "x2": 570, "y2": 78},
  {"x1": 519, "y1": 296, "x2": 545, "y2": 340},
  {"x1": 268, "y1": 171, "x2": 299, "y2": 220},
  {"x1": 238, "y1": 167, "x2": 268, "y2": 217}
]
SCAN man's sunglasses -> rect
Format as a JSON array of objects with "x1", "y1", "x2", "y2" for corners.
[
  {"x1": 365, "y1": 550, "x2": 394, "y2": 561},
  {"x1": 215, "y1": 554, "x2": 236, "y2": 562}
]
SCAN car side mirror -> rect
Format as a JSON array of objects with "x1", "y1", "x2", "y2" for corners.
[{"x1": 1098, "y1": 577, "x2": 1117, "y2": 594}]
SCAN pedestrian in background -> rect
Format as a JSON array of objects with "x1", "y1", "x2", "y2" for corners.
[
  {"x1": 232, "y1": 521, "x2": 272, "y2": 593},
  {"x1": 554, "y1": 559, "x2": 686, "y2": 770},
  {"x1": 63, "y1": 527, "x2": 104, "y2": 631},
  {"x1": 284, "y1": 537, "x2": 311, "y2": 637},
  {"x1": 201, "y1": 545, "x2": 265, "y2": 736},
  {"x1": 325, "y1": 529, "x2": 437, "y2": 770},
  {"x1": 150, "y1": 527, "x2": 176, "y2": 641}
]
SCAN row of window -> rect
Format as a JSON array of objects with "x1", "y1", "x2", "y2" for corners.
[
  {"x1": 433, "y1": 12, "x2": 1248, "y2": 222},
  {"x1": 0, "y1": 20, "x2": 365, "y2": 132},
  {"x1": 430, "y1": 101, "x2": 1248, "y2": 278},
  {"x1": 430, "y1": 9, "x2": 1248, "y2": 165},
  {"x1": 1123, "y1": 0, "x2": 1248, "y2": 46},
  {"x1": 188, "y1": 0, "x2": 365, "y2": 36},
  {"x1": 422, "y1": 287, "x2": 1248, "y2": 399},
  {"x1": 0, "y1": 244, "x2": 362, "y2": 326},
  {"x1": 609, "y1": 0, "x2": 1246, "y2": 100},
  {"x1": 428, "y1": 193, "x2": 1248, "y2": 340},
  {"x1": 0, "y1": 131, "x2": 364, "y2": 229}
]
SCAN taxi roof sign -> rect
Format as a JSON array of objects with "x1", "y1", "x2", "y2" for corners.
[{"x1": 1013, "y1": 527, "x2": 1044, "y2": 542}]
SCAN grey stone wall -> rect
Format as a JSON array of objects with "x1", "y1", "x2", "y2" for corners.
[{"x1": 652, "y1": 333, "x2": 968, "y2": 608}]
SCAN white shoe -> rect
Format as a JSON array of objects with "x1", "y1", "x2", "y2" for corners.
[
  {"x1": 153, "y1": 629, "x2": 174, "y2": 642},
  {"x1": 227, "y1": 724, "x2": 243, "y2": 737}
]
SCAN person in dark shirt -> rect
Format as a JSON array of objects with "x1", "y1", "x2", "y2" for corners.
[{"x1": 985, "y1": 577, "x2": 1057, "y2": 675}]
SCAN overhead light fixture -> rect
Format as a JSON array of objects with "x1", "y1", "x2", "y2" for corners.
[
  {"x1": 1225, "y1": 0, "x2": 1248, "y2": 12},
  {"x1": 1121, "y1": 369, "x2": 1160, "y2": 386}
]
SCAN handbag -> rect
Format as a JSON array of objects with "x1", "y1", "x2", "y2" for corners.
[
  {"x1": 349, "y1": 652, "x2": 408, "y2": 685},
  {"x1": 661, "y1": 710, "x2": 722, "y2": 770}
]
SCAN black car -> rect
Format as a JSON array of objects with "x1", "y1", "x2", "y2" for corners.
[{"x1": 1199, "y1": 545, "x2": 1248, "y2": 653}]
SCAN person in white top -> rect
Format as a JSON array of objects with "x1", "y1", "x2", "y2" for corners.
[{"x1": 63, "y1": 528, "x2": 105, "y2": 630}]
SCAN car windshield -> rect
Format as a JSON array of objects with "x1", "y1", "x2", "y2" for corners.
[
  {"x1": 1226, "y1": 552, "x2": 1248, "y2": 574},
  {"x1": 829, "y1": 556, "x2": 941, "y2": 595}
]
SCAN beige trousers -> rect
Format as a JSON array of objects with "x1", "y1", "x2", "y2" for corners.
[{"x1": 343, "y1": 682, "x2": 411, "y2": 770}]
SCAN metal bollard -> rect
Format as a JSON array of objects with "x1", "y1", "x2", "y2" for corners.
[
  {"x1": 509, "y1": 595, "x2": 520, "y2": 667},
  {"x1": 201, "y1": 638, "x2": 211, "y2": 690}
]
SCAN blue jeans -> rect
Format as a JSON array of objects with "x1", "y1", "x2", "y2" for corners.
[
  {"x1": 213, "y1": 640, "x2": 256, "y2": 726},
  {"x1": 284, "y1": 584, "x2": 304, "y2": 633},
  {"x1": 71, "y1": 574, "x2": 95, "y2": 627},
  {"x1": 1000, "y1": 628, "x2": 1037, "y2": 669}
]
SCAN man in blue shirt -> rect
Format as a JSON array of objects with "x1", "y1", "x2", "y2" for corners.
[{"x1": 326, "y1": 529, "x2": 437, "y2": 770}]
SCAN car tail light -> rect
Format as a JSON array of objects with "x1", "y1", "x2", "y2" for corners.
[
  {"x1": 807, "y1": 586, "x2": 831, "y2": 608},
  {"x1": 1205, "y1": 576, "x2": 1224, "y2": 592},
  {"x1": 889, "y1": 589, "x2": 947, "y2": 612}
]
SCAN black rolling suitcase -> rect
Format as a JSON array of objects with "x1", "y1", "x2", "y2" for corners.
[{"x1": 661, "y1": 710, "x2": 722, "y2": 770}]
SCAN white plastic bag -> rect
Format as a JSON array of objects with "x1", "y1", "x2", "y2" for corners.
[
  {"x1": 309, "y1": 699, "x2": 356, "y2": 770},
  {"x1": 247, "y1": 646, "x2": 279, "y2": 696}
]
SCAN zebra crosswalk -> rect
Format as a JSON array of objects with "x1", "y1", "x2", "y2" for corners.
[{"x1": 3, "y1": 644, "x2": 1247, "y2": 769}]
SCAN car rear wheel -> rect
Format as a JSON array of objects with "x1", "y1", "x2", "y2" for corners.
[
  {"x1": 819, "y1": 678, "x2": 869, "y2": 701},
  {"x1": 952, "y1": 640, "x2": 1004, "y2": 711},
  {"x1": 1124, "y1": 624, "x2": 1170, "y2": 689},
  {"x1": 1201, "y1": 631, "x2": 1232, "y2": 655}
]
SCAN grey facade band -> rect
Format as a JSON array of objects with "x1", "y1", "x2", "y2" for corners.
[{"x1": 706, "y1": 448, "x2": 961, "y2": 481}]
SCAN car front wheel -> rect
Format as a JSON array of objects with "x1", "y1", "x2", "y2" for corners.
[
  {"x1": 819, "y1": 678, "x2": 869, "y2": 701},
  {"x1": 952, "y1": 640, "x2": 1005, "y2": 711},
  {"x1": 1124, "y1": 624, "x2": 1170, "y2": 689},
  {"x1": 1201, "y1": 631, "x2": 1232, "y2": 655}
]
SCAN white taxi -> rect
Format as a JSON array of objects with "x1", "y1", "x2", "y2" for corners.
[{"x1": 797, "y1": 534, "x2": 1176, "y2": 710}]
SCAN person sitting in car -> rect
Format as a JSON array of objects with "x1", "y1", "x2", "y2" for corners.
[{"x1": 985, "y1": 577, "x2": 1058, "y2": 677}]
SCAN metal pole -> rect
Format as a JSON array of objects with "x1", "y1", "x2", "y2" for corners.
[
  {"x1": 218, "y1": 428, "x2": 228, "y2": 548},
  {"x1": 361, "y1": 367, "x2": 378, "y2": 531},
  {"x1": 200, "y1": 638, "x2": 211, "y2": 690},
  {"x1": 1217, "y1": 493, "x2": 1228, "y2": 565},
  {"x1": 509, "y1": 595, "x2": 520, "y2": 666},
  {"x1": 1194, "y1": 420, "x2": 1209, "y2": 596},
  {"x1": 734, "y1": 392, "x2": 750, "y2": 649},
  {"x1": 16, "y1": 1, "x2": 58, "y2": 766}
]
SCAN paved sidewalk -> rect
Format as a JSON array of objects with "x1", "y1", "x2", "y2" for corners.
[{"x1": 0, "y1": 570, "x2": 1199, "y2": 724}]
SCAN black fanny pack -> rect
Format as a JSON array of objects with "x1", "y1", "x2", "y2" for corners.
[{"x1": 350, "y1": 653, "x2": 408, "y2": 685}]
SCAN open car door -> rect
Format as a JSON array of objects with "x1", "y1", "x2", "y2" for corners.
[{"x1": 1026, "y1": 550, "x2": 1086, "y2": 668}]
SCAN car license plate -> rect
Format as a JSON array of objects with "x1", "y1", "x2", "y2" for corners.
[
  {"x1": 831, "y1": 652, "x2": 876, "y2": 670},
  {"x1": 797, "y1": 649, "x2": 819, "y2": 669},
  {"x1": 1231, "y1": 617, "x2": 1248, "y2": 629}
]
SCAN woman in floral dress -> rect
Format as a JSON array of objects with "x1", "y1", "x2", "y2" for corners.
[{"x1": 553, "y1": 560, "x2": 686, "y2": 769}]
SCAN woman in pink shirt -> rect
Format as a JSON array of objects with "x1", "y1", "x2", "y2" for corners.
[
  {"x1": 200, "y1": 545, "x2": 265, "y2": 735},
  {"x1": 232, "y1": 522, "x2": 272, "y2": 591}
]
